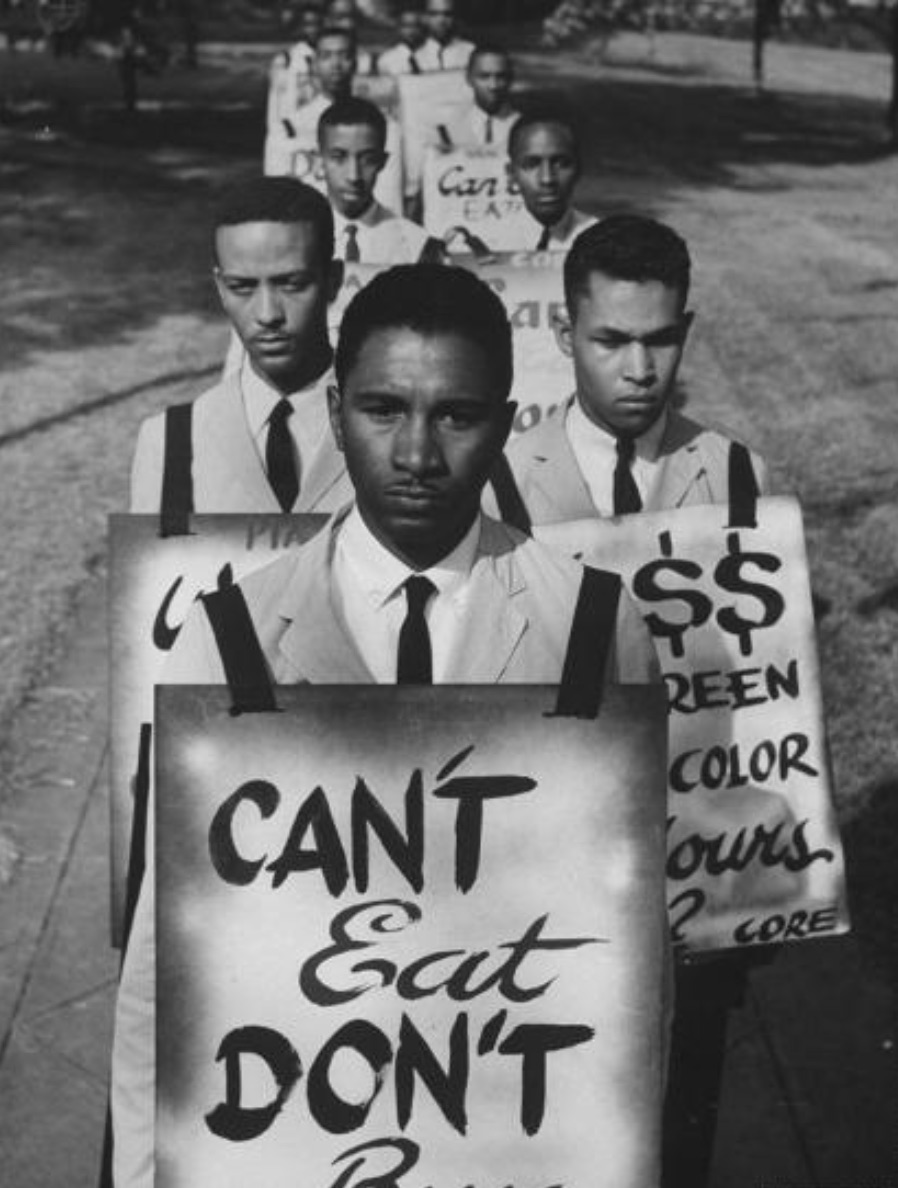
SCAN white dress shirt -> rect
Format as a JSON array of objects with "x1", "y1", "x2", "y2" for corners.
[
  {"x1": 241, "y1": 355, "x2": 333, "y2": 495},
  {"x1": 527, "y1": 207, "x2": 598, "y2": 252},
  {"x1": 416, "y1": 35, "x2": 475, "y2": 71},
  {"x1": 443, "y1": 103, "x2": 520, "y2": 152},
  {"x1": 565, "y1": 400, "x2": 669, "y2": 515},
  {"x1": 378, "y1": 40, "x2": 425, "y2": 76},
  {"x1": 332, "y1": 200, "x2": 429, "y2": 263},
  {"x1": 333, "y1": 505, "x2": 481, "y2": 682}
]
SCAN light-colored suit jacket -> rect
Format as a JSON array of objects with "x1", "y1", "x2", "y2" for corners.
[
  {"x1": 493, "y1": 401, "x2": 769, "y2": 526},
  {"x1": 167, "y1": 507, "x2": 658, "y2": 686},
  {"x1": 111, "y1": 507, "x2": 659, "y2": 1188},
  {"x1": 129, "y1": 373, "x2": 351, "y2": 514}
]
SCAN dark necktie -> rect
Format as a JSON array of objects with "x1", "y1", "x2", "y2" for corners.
[
  {"x1": 613, "y1": 435, "x2": 642, "y2": 515},
  {"x1": 397, "y1": 575, "x2": 435, "y2": 684},
  {"x1": 408, "y1": 49, "x2": 421, "y2": 74},
  {"x1": 536, "y1": 224, "x2": 552, "y2": 251},
  {"x1": 437, "y1": 45, "x2": 445, "y2": 69},
  {"x1": 484, "y1": 114, "x2": 493, "y2": 144},
  {"x1": 344, "y1": 223, "x2": 360, "y2": 262},
  {"x1": 266, "y1": 398, "x2": 299, "y2": 511}
]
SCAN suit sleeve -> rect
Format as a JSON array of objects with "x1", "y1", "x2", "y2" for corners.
[{"x1": 129, "y1": 415, "x2": 164, "y2": 513}]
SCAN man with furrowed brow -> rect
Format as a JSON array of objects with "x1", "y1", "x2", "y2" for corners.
[{"x1": 111, "y1": 263, "x2": 661, "y2": 1188}]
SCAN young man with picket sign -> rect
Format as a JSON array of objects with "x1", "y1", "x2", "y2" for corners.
[
  {"x1": 508, "y1": 111, "x2": 598, "y2": 253},
  {"x1": 130, "y1": 177, "x2": 350, "y2": 518},
  {"x1": 318, "y1": 97, "x2": 432, "y2": 264},
  {"x1": 111, "y1": 263, "x2": 663, "y2": 1187},
  {"x1": 490, "y1": 214, "x2": 772, "y2": 1188}
]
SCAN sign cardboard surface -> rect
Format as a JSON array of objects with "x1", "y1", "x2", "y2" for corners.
[
  {"x1": 155, "y1": 683, "x2": 668, "y2": 1188},
  {"x1": 538, "y1": 496, "x2": 849, "y2": 953},
  {"x1": 422, "y1": 147, "x2": 533, "y2": 250},
  {"x1": 107, "y1": 514, "x2": 326, "y2": 943}
]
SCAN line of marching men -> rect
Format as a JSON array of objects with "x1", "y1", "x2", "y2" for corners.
[{"x1": 111, "y1": 3, "x2": 774, "y2": 1185}]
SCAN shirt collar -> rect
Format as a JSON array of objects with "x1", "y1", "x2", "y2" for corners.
[
  {"x1": 241, "y1": 355, "x2": 332, "y2": 439},
  {"x1": 568, "y1": 397, "x2": 669, "y2": 462},
  {"x1": 332, "y1": 201, "x2": 382, "y2": 233},
  {"x1": 338, "y1": 504, "x2": 481, "y2": 609}
]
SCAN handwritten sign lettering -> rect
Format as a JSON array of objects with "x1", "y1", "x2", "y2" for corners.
[
  {"x1": 108, "y1": 514, "x2": 326, "y2": 943},
  {"x1": 422, "y1": 149, "x2": 533, "y2": 251},
  {"x1": 537, "y1": 497, "x2": 849, "y2": 953},
  {"x1": 155, "y1": 684, "x2": 668, "y2": 1186}
]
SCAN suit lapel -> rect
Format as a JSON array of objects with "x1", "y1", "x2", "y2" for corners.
[
  {"x1": 529, "y1": 410, "x2": 597, "y2": 521},
  {"x1": 650, "y1": 412, "x2": 706, "y2": 509},
  {"x1": 443, "y1": 521, "x2": 527, "y2": 682},
  {"x1": 274, "y1": 519, "x2": 373, "y2": 683},
  {"x1": 201, "y1": 376, "x2": 281, "y2": 511},
  {"x1": 298, "y1": 433, "x2": 348, "y2": 511}
]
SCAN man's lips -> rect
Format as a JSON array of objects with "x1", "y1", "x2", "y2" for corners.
[{"x1": 384, "y1": 485, "x2": 446, "y2": 508}]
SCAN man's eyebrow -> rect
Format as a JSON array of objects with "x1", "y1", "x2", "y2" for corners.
[{"x1": 591, "y1": 321, "x2": 684, "y2": 340}]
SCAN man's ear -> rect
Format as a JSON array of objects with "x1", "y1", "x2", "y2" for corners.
[
  {"x1": 552, "y1": 307, "x2": 574, "y2": 357},
  {"x1": 326, "y1": 259, "x2": 344, "y2": 304},
  {"x1": 681, "y1": 309, "x2": 695, "y2": 345},
  {"x1": 375, "y1": 151, "x2": 390, "y2": 175},
  {"x1": 212, "y1": 265, "x2": 226, "y2": 306},
  {"x1": 327, "y1": 383, "x2": 345, "y2": 451}
]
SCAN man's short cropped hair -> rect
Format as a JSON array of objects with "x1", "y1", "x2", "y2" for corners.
[
  {"x1": 317, "y1": 96, "x2": 387, "y2": 149},
  {"x1": 564, "y1": 214, "x2": 692, "y2": 313},
  {"x1": 335, "y1": 263, "x2": 513, "y2": 399},
  {"x1": 213, "y1": 176, "x2": 335, "y2": 264},
  {"x1": 316, "y1": 24, "x2": 357, "y2": 52},
  {"x1": 467, "y1": 42, "x2": 512, "y2": 70},
  {"x1": 508, "y1": 109, "x2": 580, "y2": 163}
]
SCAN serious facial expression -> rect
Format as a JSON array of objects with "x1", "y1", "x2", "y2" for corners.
[
  {"x1": 327, "y1": 0, "x2": 356, "y2": 29},
  {"x1": 467, "y1": 53, "x2": 512, "y2": 116},
  {"x1": 426, "y1": 0, "x2": 455, "y2": 44},
  {"x1": 320, "y1": 122, "x2": 386, "y2": 219},
  {"x1": 214, "y1": 221, "x2": 338, "y2": 391},
  {"x1": 558, "y1": 273, "x2": 691, "y2": 438},
  {"x1": 330, "y1": 328, "x2": 514, "y2": 569},
  {"x1": 511, "y1": 123, "x2": 580, "y2": 226},
  {"x1": 299, "y1": 10, "x2": 322, "y2": 43},
  {"x1": 314, "y1": 32, "x2": 356, "y2": 98},
  {"x1": 398, "y1": 10, "x2": 425, "y2": 48}
]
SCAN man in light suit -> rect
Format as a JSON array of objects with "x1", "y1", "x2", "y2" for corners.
[
  {"x1": 417, "y1": 0, "x2": 474, "y2": 70},
  {"x1": 437, "y1": 44, "x2": 520, "y2": 153},
  {"x1": 377, "y1": 4, "x2": 428, "y2": 77},
  {"x1": 318, "y1": 97, "x2": 431, "y2": 264},
  {"x1": 129, "y1": 177, "x2": 351, "y2": 516},
  {"x1": 491, "y1": 215, "x2": 768, "y2": 528},
  {"x1": 508, "y1": 111, "x2": 598, "y2": 253},
  {"x1": 111, "y1": 264, "x2": 661, "y2": 1188}
]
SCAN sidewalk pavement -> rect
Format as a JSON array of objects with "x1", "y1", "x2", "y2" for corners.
[{"x1": 0, "y1": 569, "x2": 895, "y2": 1187}]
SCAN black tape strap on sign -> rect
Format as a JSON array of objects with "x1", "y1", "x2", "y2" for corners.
[
  {"x1": 551, "y1": 566, "x2": 621, "y2": 719},
  {"x1": 121, "y1": 721, "x2": 152, "y2": 955},
  {"x1": 489, "y1": 454, "x2": 533, "y2": 536},
  {"x1": 201, "y1": 583, "x2": 279, "y2": 715},
  {"x1": 727, "y1": 441, "x2": 759, "y2": 529},
  {"x1": 160, "y1": 402, "x2": 194, "y2": 538}
]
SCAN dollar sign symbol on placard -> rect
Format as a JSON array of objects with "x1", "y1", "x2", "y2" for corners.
[
  {"x1": 632, "y1": 530, "x2": 713, "y2": 658},
  {"x1": 714, "y1": 531, "x2": 784, "y2": 657}
]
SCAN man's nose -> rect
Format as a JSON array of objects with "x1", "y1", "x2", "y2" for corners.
[
  {"x1": 537, "y1": 160, "x2": 554, "y2": 185},
  {"x1": 254, "y1": 283, "x2": 283, "y2": 325},
  {"x1": 346, "y1": 155, "x2": 363, "y2": 183},
  {"x1": 623, "y1": 340, "x2": 656, "y2": 384},
  {"x1": 394, "y1": 416, "x2": 443, "y2": 475}
]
